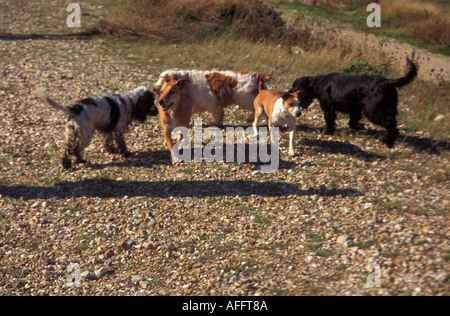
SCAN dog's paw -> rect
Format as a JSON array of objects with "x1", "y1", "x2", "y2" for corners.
[
  {"x1": 350, "y1": 123, "x2": 365, "y2": 131},
  {"x1": 62, "y1": 158, "x2": 72, "y2": 170},
  {"x1": 171, "y1": 158, "x2": 184, "y2": 164},
  {"x1": 171, "y1": 153, "x2": 184, "y2": 164}
]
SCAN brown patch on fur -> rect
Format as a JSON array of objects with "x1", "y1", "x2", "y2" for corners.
[
  {"x1": 205, "y1": 72, "x2": 238, "y2": 107},
  {"x1": 158, "y1": 75, "x2": 193, "y2": 162},
  {"x1": 254, "y1": 73, "x2": 274, "y2": 83},
  {"x1": 233, "y1": 70, "x2": 250, "y2": 76}
]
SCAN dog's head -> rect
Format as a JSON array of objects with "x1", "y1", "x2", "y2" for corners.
[
  {"x1": 158, "y1": 74, "x2": 191, "y2": 112},
  {"x1": 152, "y1": 73, "x2": 172, "y2": 96},
  {"x1": 289, "y1": 77, "x2": 316, "y2": 109},
  {"x1": 133, "y1": 89, "x2": 158, "y2": 122},
  {"x1": 281, "y1": 92, "x2": 303, "y2": 118}
]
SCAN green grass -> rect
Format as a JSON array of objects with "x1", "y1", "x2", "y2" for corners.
[{"x1": 266, "y1": 0, "x2": 450, "y2": 56}]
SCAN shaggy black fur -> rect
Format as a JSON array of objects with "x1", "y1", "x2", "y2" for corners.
[
  {"x1": 133, "y1": 90, "x2": 158, "y2": 122},
  {"x1": 289, "y1": 58, "x2": 418, "y2": 148}
]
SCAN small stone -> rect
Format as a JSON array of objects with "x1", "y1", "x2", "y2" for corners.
[
  {"x1": 105, "y1": 249, "x2": 114, "y2": 258},
  {"x1": 42, "y1": 269, "x2": 52, "y2": 280},
  {"x1": 119, "y1": 239, "x2": 135, "y2": 251},
  {"x1": 337, "y1": 235, "x2": 348, "y2": 245},
  {"x1": 434, "y1": 114, "x2": 445, "y2": 122},
  {"x1": 131, "y1": 275, "x2": 145, "y2": 283},
  {"x1": 435, "y1": 273, "x2": 448, "y2": 282},
  {"x1": 95, "y1": 267, "x2": 109, "y2": 279},
  {"x1": 81, "y1": 271, "x2": 97, "y2": 281}
]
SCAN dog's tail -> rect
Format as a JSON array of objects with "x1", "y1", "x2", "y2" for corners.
[
  {"x1": 386, "y1": 57, "x2": 418, "y2": 88},
  {"x1": 33, "y1": 87, "x2": 71, "y2": 115},
  {"x1": 256, "y1": 73, "x2": 273, "y2": 93}
]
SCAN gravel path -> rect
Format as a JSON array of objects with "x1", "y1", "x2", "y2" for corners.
[{"x1": 0, "y1": 1, "x2": 448, "y2": 296}]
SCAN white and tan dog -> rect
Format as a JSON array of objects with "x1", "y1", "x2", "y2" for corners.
[
  {"x1": 253, "y1": 82, "x2": 310, "y2": 156},
  {"x1": 153, "y1": 69, "x2": 273, "y2": 126}
]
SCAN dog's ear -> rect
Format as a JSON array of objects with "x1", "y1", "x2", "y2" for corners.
[
  {"x1": 281, "y1": 93, "x2": 292, "y2": 102},
  {"x1": 289, "y1": 79, "x2": 301, "y2": 93},
  {"x1": 176, "y1": 79, "x2": 190, "y2": 90},
  {"x1": 296, "y1": 90, "x2": 314, "y2": 109},
  {"x1": 161, "y1": 74, "x2": 171, "y2": 83},
  {"x1": 143, "y1": 90, "x2": 158, "y2": 116},
  {"x1": 170, "y1": 73, "x2": 179, "y2": 82},
  {"x1": 290, "y1": 77, "x2": 311, "y2": 92},
  {"x1": 293, "y1": 90, "x2": 305, "y2": 97},
  {"x1": 135, "y1": 90, "x2": 157, "y2": 121}
]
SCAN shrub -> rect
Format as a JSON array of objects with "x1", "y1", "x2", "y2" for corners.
[
  {"x1": 340, "y1": 61, "x2": 390, "y2": 76},
  {"x1": 96, "y1": 0, "x2": 312, "y2": 45}
]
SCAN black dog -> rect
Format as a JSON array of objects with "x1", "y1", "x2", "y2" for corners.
[{"x1": 289, "y1": 58, "x2": 417, "y2": 148}]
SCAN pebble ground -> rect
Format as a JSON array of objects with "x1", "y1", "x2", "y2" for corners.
[{"x1": 0, "y1": 0, "x2": 448, "y2": 296}]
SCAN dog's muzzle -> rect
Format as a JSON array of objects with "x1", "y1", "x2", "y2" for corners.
[{"x1": 159, "y1": 100, "x2": 173, "y2": 112}]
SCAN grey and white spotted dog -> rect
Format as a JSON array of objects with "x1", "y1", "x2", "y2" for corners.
[{"x1": 34, "y1": 87, "x2": 158, "y2": 169}]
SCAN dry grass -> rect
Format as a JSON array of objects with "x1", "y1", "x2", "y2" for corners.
[
  {"x1": 96, "y1": 0, "x2": 312, "y2": 45},
  {"x1": 99, "y1": 0, "x2": 284, "y2": 41},
  {"x1": 381, "y1": 0, "x2": 449, "y2": 47}
]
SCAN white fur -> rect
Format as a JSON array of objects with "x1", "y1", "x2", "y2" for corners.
[
  {"x1": 270, "y1": 97, "x2": 301, "y2": 156},
  {"x1": 153, "y1": 69, "x2": 267, "y2": 124}
]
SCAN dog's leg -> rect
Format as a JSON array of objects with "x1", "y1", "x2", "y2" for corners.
[
  {"x1": 349, "y1": 107, "x2": 364, "y2": 131},
  {"x1": 74, "y1": 146, "x2": 87, "y2": 165},
  {"x1": 62, "y1": 125, "x2": 80, "y2": 169},
  {"x1": 288, "y1": 121, "x2": 296, "y2": 156},
  {"x1": 323, "y1": 110, "x2": 337, "y2": 135},
  {"x1": 115, "y1": 131, "x2": 131, "y2": 158},
  {"x1": 210, "y1": 106, "x2": 225, "y2": 128},
  {"x1": 246, "y1": 111, "x2": 255, "y2": 123},
  {"x1": 73, "y1": 120, "x2": 94, "y2": 166},
  {"x1": 104, "y1": 133, "x2": 118, "y2": 154},
  {"x1": 62, "y1": 150, "x2": 72, "y2": 169},
  {"x1": 363, "y1": 95, "x2": 399, "y2": 148},
  {"x1": 253, "y1": 108, "x2": 262, "y2": 137},
  {"x1": 386, "y1": 125, "x2": 399, "y2": 148},
  {"x1": 382, "y1": 113, "x2": 399, "y2": 148},
  {"x1": 163, "y1": 127, "x2": 177, "y2": 163}
]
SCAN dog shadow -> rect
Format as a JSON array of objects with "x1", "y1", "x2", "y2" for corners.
[
  {"x1": 0, "y1": 179, "x2": 362, "y2": 200},
  {"x1": 87, "y1": 149, "x2": 170, "y2": 170},
  {"x1": 360, "y1": 128, "x2": 449, "y2": 154},
  {"x1": 303, "y1": 138, "x2": 385, "y2": 161},
  {"x1": 88, "y1": 142, "x2": 297, "y2": 170}
]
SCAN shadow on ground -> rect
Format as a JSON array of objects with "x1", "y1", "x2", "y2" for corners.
[{"x1": 0, "y1": 179, "x2": 362, "y2": 200}]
